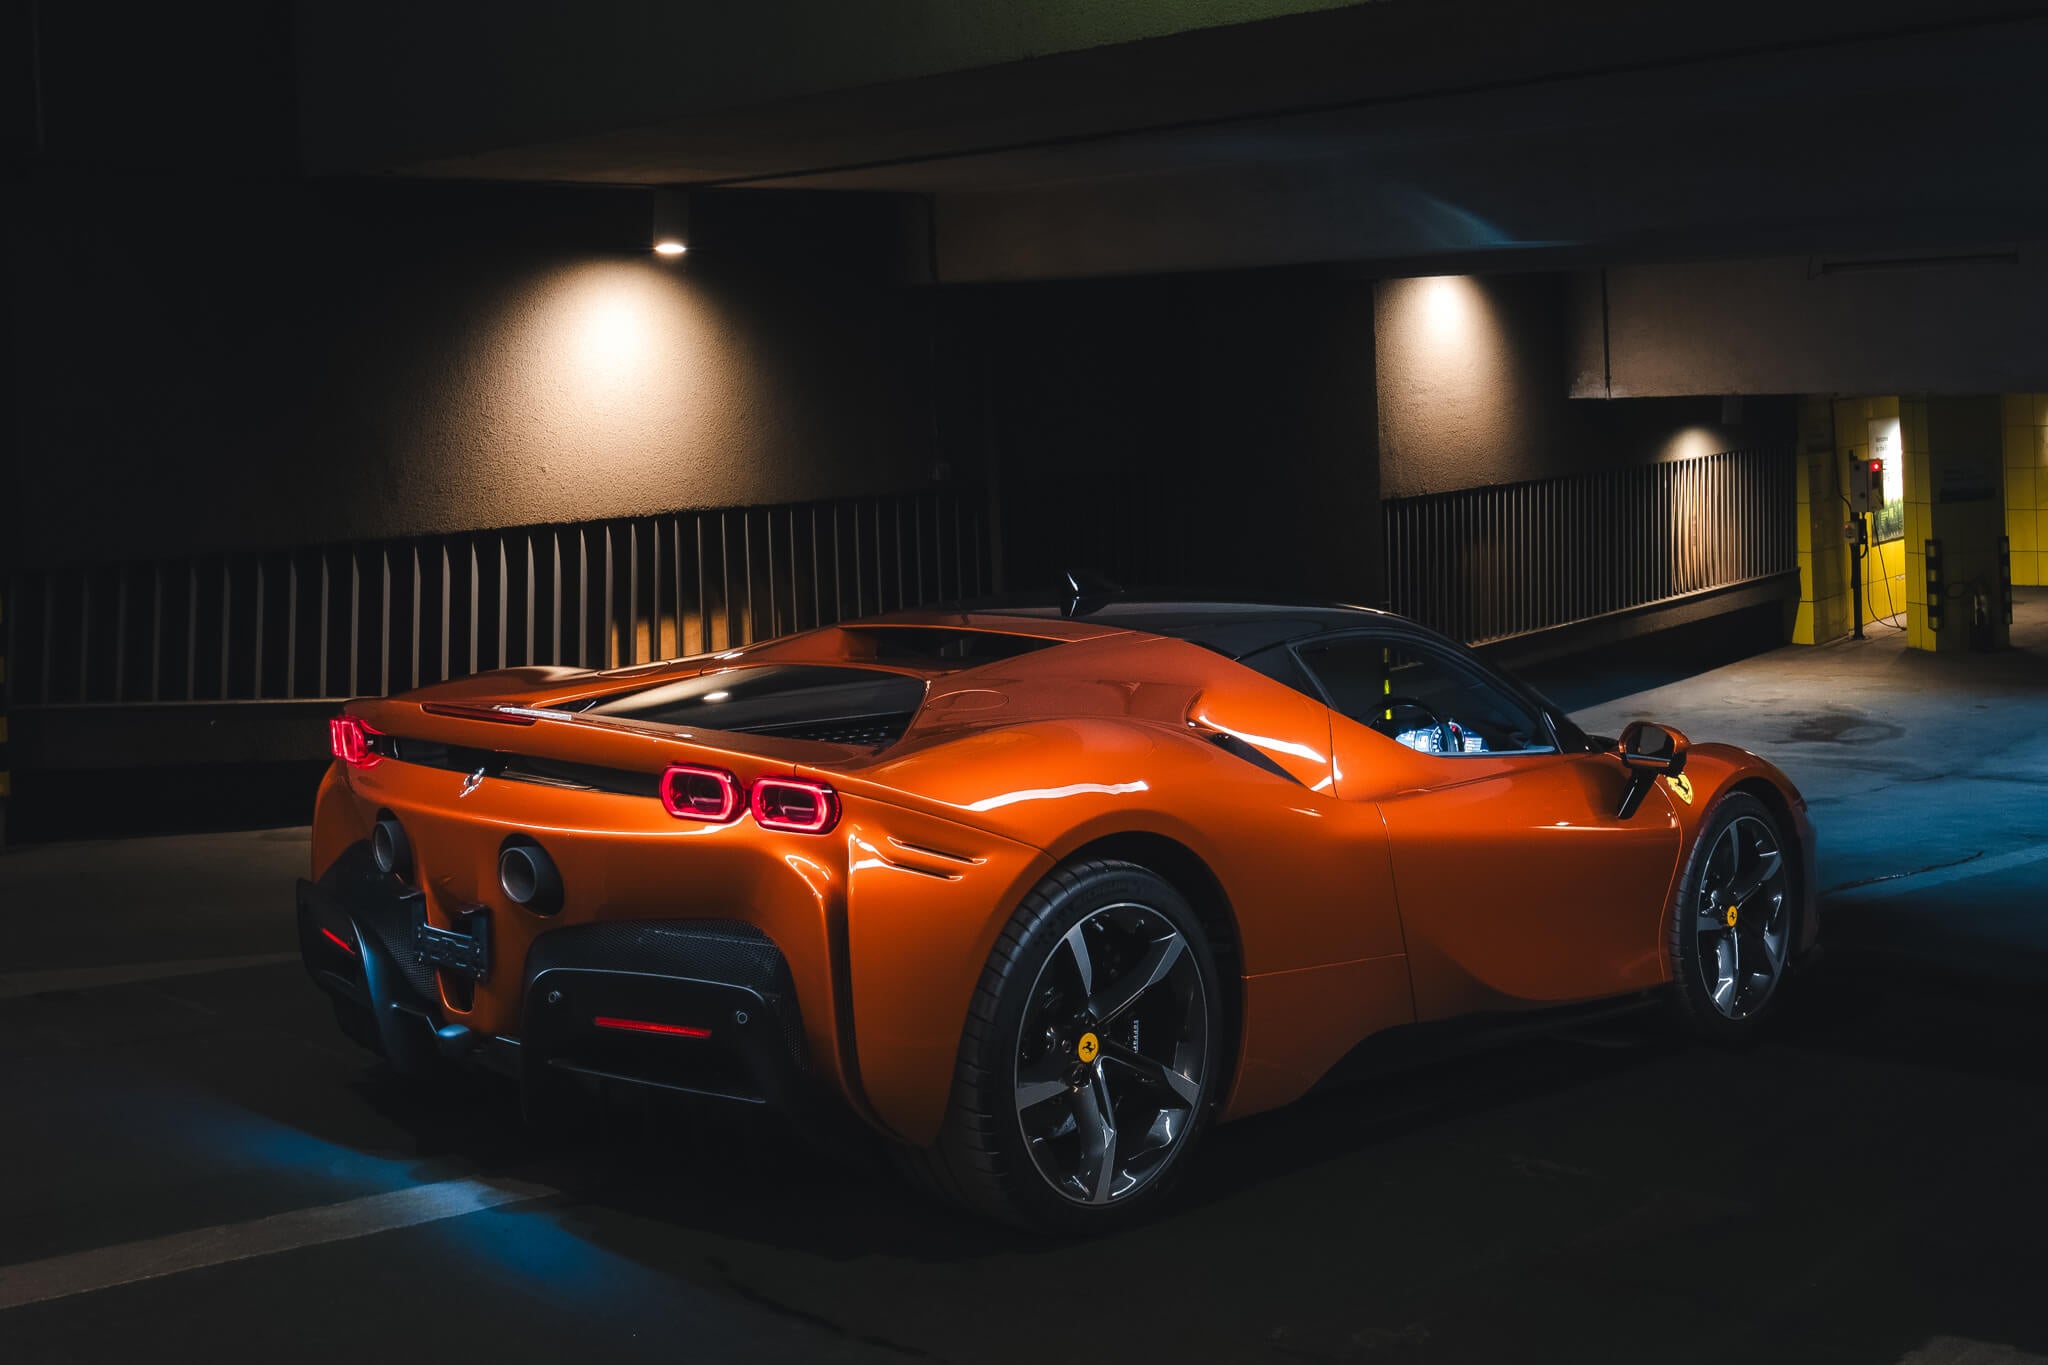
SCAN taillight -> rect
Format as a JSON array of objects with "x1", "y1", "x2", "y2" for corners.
[
  {"x1": 328, "y1": 715, "x2": 382, "y2": 768},
  {"x1": 660, "y1": 764, "x2": 743, "y2": 822},
  {"x1": 751, "y1": 777, "x2": 840, "y2": 834}
]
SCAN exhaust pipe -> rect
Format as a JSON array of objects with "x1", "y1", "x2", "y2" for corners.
[
  {"x1": 499, "y1": 841, "x2": 563, "y2": 915},
  {"x1": 371, "y1": 816, "x2": 412, "y2": 878}
]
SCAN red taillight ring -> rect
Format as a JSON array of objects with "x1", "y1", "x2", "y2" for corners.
[
  {"x1": 329, "y1": 715, "x2": 383, "y2": 769},
  {"x1": 659, "y1": 763, "x2": 744, "y2": 823},
  {"x1": 751, "y1": 777, "x2": 841, "y2": 835}
]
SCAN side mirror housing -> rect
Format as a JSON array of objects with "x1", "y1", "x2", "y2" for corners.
[{"x1": 1615, "y1": 721, "x2": 1689, "y2": 818}]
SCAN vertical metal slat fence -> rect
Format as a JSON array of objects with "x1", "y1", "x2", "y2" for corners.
[
  {"x1": 7, "y1": 490, "x2": 987, "y2": 708},
  {"x1": 1384, "y1": 448, "x2": 1794, "y2": 645}
]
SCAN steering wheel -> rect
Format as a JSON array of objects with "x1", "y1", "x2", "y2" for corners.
[{"x1": 1380, "y1": 695, "x2": 1463, "y2": 755}]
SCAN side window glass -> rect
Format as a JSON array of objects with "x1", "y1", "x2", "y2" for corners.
[
  {"x1": 1295, "y1": 637, "x2": 1554, "y2": 756},
  {"x1": 1238, "y1": 643, "x2": 1319, "y2": 698}
]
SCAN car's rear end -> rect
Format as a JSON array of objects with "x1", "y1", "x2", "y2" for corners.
[{"x1": 296, "y1": 628, "x2": 1071, "y2": 1140}]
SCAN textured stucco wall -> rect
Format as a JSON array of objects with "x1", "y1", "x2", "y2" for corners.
[
  {"x1": 5, "y1": 184, "x2": 946, "y2": 570},
  {"x1": 1374, "y1": 273, "x2": 1790, "y2": 499},
  {"x1": 1572, "y1": 254, "x2": 2048, "y2": 399}
]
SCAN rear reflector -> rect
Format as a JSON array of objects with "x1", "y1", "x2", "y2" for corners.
[
  {"x1": 592, "y1": 1015, "x2": 712, "y2": 1039},
  {"x1": 319, "y1": 926, "x2": 357, "y2": 955},
  {"x1": 328, "y1": 716, "x2": 382, "y2": 768},
  {"x1": 660, "y1": 764, "x2": 743, "y2": 822},
  {"x1": 751, "y1": 777, "x2": 841, "y2": 834}
]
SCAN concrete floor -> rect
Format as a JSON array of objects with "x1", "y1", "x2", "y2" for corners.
[{"x1": 3, "y1": 595, "x2": 2046, "y2": 1364}]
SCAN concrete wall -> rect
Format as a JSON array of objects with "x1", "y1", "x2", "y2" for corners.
[
  {"x1": 1573, "y1": 254, "x2": 2048, "y2": 399},
  {"x1": 3, "y1": 184, "x2": 951, "y2": 571},
  {"x1": 1375, "y1": 273, "x2": 1794, "y2": 499}
]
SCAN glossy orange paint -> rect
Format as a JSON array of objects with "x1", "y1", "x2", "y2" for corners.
[{"x1": 311, "y1": 612, "x2": 1813, "y2": 1146}]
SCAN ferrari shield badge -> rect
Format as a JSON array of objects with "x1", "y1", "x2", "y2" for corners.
[{"x1": 1664, "y1": 773, "x2": 1694, "y2": 805}]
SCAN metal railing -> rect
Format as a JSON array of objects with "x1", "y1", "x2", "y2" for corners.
[
  {"x1": 6, "y1": 490, "x2": 988, "y2": 708},
  {"x1": 1384, "y1": 447, "x2": 1795, "y2": 645}
]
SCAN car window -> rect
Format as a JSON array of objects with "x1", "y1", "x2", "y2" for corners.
[{"x1": 1294, "y1": 636, "x2": 1555, "y2": 756}]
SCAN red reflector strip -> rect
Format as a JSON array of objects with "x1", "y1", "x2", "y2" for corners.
[
  {"x1": 592, "y1": 1015, "x2": 712, "y2": 1039},
  {"x1": 319, "y1": 927, "x2": 357, "y2": 955}
]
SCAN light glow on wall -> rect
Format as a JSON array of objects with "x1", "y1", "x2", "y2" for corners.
[{"x1": 1418, "y1": 275, "x2": 1477, "y2": 341}]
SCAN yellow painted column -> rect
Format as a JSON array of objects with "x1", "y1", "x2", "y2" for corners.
[
  {"x1": 1791, "y1": 397, "x2": 1851, "y2": 643},
  {"x1": 1915, "y1": 396, "x2": 2011, "y2": 652},
  {"x1": 1901, "y1": 398, "x2": 1934, "y2": 651},
  {"x1": 2005, "y1": 393, "x2": 2045, "y2": 589}
]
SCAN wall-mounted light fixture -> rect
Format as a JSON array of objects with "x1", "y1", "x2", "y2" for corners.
[{"x1": 652, "y1": 188, "x2": 689, "y2": 260}]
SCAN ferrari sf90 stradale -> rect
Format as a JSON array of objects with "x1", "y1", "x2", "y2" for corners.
[{"x1": 300, "y1": 592, "x2": 1814, "y2": 1229}]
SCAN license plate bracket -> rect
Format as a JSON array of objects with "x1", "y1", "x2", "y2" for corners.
[{"x1": 415, "y1": 905, "x2": 491, "y2": 980}]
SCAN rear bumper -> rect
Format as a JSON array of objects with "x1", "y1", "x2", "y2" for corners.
[{"x1": 296, "y1": 842, "x2": 818, "y2": 1114}]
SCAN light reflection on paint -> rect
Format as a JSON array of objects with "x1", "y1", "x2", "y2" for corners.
[
  {"x1": 964, "y1": 780, "x2": 1148, "y2": 812},
  {"x1": 1194, "y1": 719, "x2": 1325, "y2": 764},
  {"x1": 782, "y1": 852, "x2": 834, "y2": 905}
]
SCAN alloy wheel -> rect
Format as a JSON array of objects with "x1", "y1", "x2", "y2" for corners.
[
  {"x1": 1695, "y1": 814, "x2": 1791, "y2": 1020},
  {"x1": 1011, "y1": 903, "x2": 1210, "y2": 1205}
]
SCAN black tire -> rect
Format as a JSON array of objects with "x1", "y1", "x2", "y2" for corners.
[
  {"x1": 906, "y1": 859, "x2": 1224, "y2": 1232},
  {"x1": 1667, "y1": 792, "x2": 1798, "y2": 1042}
]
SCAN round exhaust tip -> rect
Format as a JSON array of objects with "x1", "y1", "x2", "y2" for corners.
[
  {"x1": 371, "y1": 817, "x2": 411, "y2": 878},
  {"x1": 499, "y1": 841, "x2": 563, "y2": 915}
]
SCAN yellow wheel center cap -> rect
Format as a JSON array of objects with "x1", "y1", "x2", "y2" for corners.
[
  {"x1": 1725, "y1": 904, "x2": 1740, "y2": 928},
  {"x1": 1076, "y1": 1032, "x2": 1100, "y2": 1064}
]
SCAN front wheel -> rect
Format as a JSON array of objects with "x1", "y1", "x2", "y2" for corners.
[
  {"x1": 908, "y1": 859, "x2": 1223, "y2": 1232},
  {"x1": 1668, "y1": 793, "x2": 1798, "y2": 1041}
]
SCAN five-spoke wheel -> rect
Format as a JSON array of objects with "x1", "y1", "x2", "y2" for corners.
[
  {"x1": 1013, "y1": 903, "x2": 1209, "y2": 1206},
  {"x1": 911, "y1": 860, "x2": 1222, "y2": 1231},
  {"x1": 1670, "y1": 793, "x2": 1799, "y2": 1039}
]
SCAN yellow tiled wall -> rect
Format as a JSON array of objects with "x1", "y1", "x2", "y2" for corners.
[
  {"x1": 1836, "y1": 396, "x2": 1913, "y2": 635},
  {"x1": 2004, "y1": 393, "x2": 2047, "y2": 587}
]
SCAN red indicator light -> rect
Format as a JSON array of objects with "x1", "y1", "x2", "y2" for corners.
[
  {"x1": 592, "y1": 1015, "x2": 712, "y2": 1039},
  {"x1": 319, "y1": 926, "x2": 357, "y2": 955},
  {"x1": 328, "y1": 715, "x2": 383, "y2": 768},
  {"x1": 660, "y1": 764, "x2": 743, "y2": 822},
  {"x1": 751, "y1": 777, "x2": 841, "y2": 834},
  {"x1": 1870, "y1": 460, "x2": 1883, "y2": 472}
]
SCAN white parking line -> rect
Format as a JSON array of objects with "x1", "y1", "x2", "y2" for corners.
[
  {"x1": 0, "y1": 952, "x2": 301, "y2": 1000},
  {"x1": 0, "y1": 1176, "x2": 555, "y2": 1311},
  {"x1": 1830, "y1": 844, "x2": 2048, "y2": 902}
]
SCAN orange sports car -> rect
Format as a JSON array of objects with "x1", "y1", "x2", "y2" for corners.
[{"x1": 298, "y1": 591, "x2": 1816, "y2": 1230}]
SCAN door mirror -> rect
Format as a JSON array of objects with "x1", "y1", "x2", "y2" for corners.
[{"x1": 1614, "y1": 721, "x2": 1688, "y2": 818}]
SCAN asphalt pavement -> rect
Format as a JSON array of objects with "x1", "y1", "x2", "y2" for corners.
[{"x1": 3, "y1": 596, "x2": 2045, "y2": 1364}]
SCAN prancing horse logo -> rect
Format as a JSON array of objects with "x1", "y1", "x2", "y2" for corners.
[{"x1": 459, "y1": 767, "x2": 486, "y2": 798}]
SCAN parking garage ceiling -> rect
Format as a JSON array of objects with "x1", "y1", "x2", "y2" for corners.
[{"x1": 284, "y1": 1, "x2": 2048, "y2": 279}]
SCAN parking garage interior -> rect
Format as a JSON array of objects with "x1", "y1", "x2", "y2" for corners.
[{"x1": 5, "y1": 4, "x2": 2048, "y2": 1361}]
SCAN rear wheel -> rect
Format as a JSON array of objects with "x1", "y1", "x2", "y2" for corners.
[
  {"x1": 910, "y1": 859, "x2": 1222, "y2": 1232},
  {"x1": 1668, "y1": 793, "x2": 1796, "y2": 1041}
]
